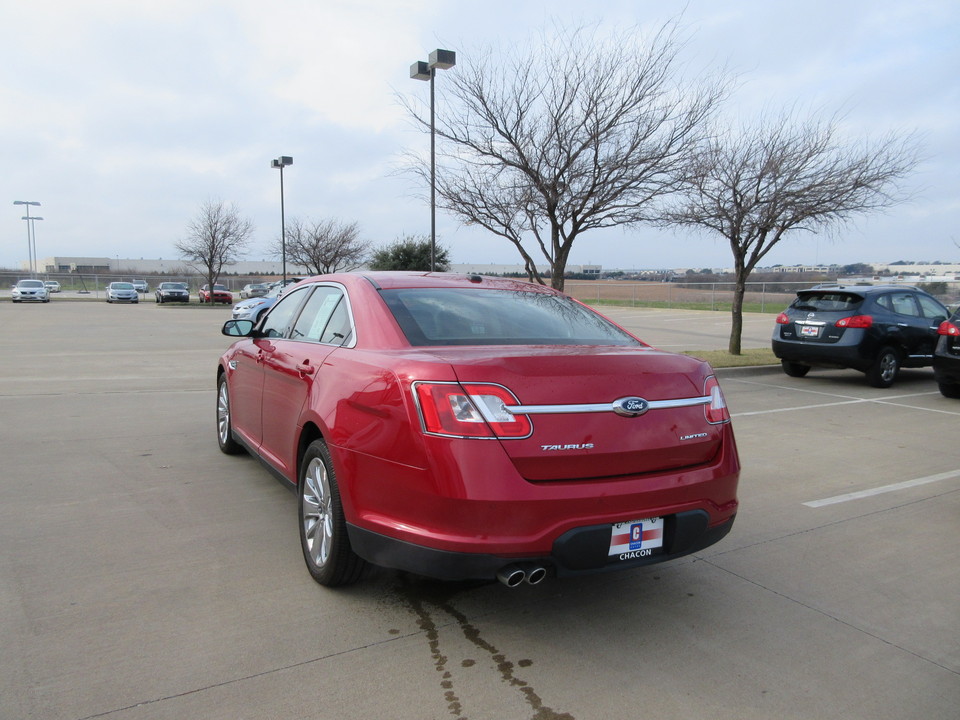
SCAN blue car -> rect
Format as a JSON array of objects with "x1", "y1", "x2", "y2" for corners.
[{"x1": 231, "y1": 278, "x2": 301, "y2": 322}]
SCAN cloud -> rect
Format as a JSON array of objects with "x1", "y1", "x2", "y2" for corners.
[{"x1": 1, "y1": 0, "x2": 957, "y2": 271}]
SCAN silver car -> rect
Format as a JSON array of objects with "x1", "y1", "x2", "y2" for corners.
[
  {"x1": 240, "y1": 283, "x2": 268, "y2": 299},
  {"x1": 106, "y1": 282, "x2": 139, "y2": 304},
  {"x1": 12, "y1": 279, "x2": 50, "y2": 303}
]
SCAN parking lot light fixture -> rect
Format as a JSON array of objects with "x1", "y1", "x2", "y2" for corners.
[
  {"x1": 271, "y1": 156, "x2": 293, "y2": 282},
  {"x1": 14, "y1": 201, "x2": 42, "y2": 277},
  {"x1": 409, "y1": 49, "x2": 456, "y2": 272}
]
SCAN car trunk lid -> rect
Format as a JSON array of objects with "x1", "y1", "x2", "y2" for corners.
[{"x1": 422, "y1": 346, "x2": 723, "y2": 481}]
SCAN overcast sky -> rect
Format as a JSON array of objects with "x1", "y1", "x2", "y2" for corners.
[{"x1": 2, "y1": 0, "x2": 957, "y2": 272}]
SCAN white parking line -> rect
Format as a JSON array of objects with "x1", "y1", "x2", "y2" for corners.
[
  {"x1": 804, "y1": 469, "x2": 960, "y2": 507},
  {"x1": 731, "y1": 393, "x2": 960, "y2": 418},
  {"x1": 726, "y1": 380, "x2": 956, "y2": 418}
]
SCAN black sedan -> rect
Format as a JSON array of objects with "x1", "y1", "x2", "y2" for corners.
[
  {"x1": 772, "y1": 284, "x2": 949, "y2": 388},
  {"x1": 155, "y1": 282, "x2": 190, "y2": 304},
  {"x1": 933, "y1": 308, "x2": 960, "y2": 398}
]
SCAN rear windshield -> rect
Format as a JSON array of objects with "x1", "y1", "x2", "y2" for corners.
[
  {"x1": 791, "y1": 292, "x2": 862, "y2": 312},
  {"x1": 381, "y1": 288, "x2": 641, "y2": 347}
]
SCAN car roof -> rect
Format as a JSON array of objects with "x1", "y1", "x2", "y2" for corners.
[
  {"x1": 317, "y1": 271, "x2": 559, "y2": 294},
  {"x1": 799, "y1": 284, "x2": 921, "y2": 296}
]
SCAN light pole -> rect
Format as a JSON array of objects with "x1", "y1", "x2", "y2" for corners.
[
  {"x1": 13, "y1": 201, "x2": 41, "y2": 276},
  {"x1": 27, "y1": 216, "x2": 43, "y2": 275},
  {"x1": 410, "y1": 48, "x2": 456, "y2": 272},
  {"x1": 271, "y1": 156, "x2": 293, "y2": 283}
]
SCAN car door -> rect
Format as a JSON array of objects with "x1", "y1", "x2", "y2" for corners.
[
  {"x1": 257, "y1": 285, "x2": 350, "y2": 480},
  {"x1": 916, "y1": 294, "x2": 950, "y2": 359},
  {"x1": 885, "y1": 292, "x2": 932, "y2": 362}
]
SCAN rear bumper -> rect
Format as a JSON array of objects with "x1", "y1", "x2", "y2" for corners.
[
  {"x1": 772, "y1": 337, "x2": 872, "y2": 371},
  {"x1": 934, "y1": 355, "x2": 960, "y2": 385},
  {"x1": 347, "y1": 510, "x2": 735, "y2": 581}
]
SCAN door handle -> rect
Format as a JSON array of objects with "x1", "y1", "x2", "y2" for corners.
[{"x1": 296, "y1": 361, "x2": 316, "y2": 376}]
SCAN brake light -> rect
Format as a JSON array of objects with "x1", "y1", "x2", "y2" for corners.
[
  {"x1": 835, "y1": 315, "x2": 872, "y2": 328},
  {"x1": 703, "y1": 376, "x2": 730, "y2": 424},
  {"x1": 938, "y1": 321, "x2": 960, "y2": 336},
  {"x1": 775, "y1": 313, "x2": 790, "y2": 324},
  {"x1": 413, "y1": 382, "x2": 532, "y2": 439}
]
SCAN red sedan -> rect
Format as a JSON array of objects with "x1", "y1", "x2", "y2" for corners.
[
  {"x1": 199, "y1": 283, "x2": 233, "y2": 304},
  {"x1": 217, "y1": 273, "x2": 739, "y2": 587}
]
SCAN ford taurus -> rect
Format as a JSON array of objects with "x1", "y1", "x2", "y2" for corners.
[{"x1": 216, "y1": 273, "x2": 740, "y2": 587}]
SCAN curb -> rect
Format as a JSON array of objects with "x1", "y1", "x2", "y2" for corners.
[{"x1": 714, "y1": 364, "x2": 783, "y2": 376}]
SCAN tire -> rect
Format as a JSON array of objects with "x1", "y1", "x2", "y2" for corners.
[
  {"x1": 866, "y1": 346, "x2": 900, "y2": 388},
  {"x1": 216, "y1": 374, "x2": 243, "y2": 455},
  {"x1": 298, "y1": 439, "x2": 365, "y2": 587},
  {"x1": 781, "y1": 360, "x2": 810, "y2": 378},
  {"x1": 938, "y1": 382, "x2": 960, "y2": 399}
]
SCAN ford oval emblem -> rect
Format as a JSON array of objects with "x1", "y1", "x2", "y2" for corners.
[{"x1": 613, "y1": 396, "x2": 649, "y2": 417}]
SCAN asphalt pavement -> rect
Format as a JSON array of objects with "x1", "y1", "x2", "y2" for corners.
[{"x1": 1, "y1": 299, "x2": 957, "y2": 720}]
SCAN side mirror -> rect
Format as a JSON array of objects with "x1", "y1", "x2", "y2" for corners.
[{"x1": 222, "y1": 319, "x2": 256, "y2": 337}]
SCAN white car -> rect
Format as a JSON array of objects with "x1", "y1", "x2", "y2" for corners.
[
  {"x1": 44, "y1": 280, "x2": 61, "y2": 293},
  {"x1": 106, "y1": 282, "x2": 139, "y2": 304},
  {"x1": 12, "y1": 279, "x2": 50, "y2": 303}
]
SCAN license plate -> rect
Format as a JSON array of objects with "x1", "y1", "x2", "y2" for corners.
[
  {"x1": 800, "y1": 325, "x2": 821, "y2": 337},
  {"x1": 609, "y1": 517, "x2": 664, "y2": 559}
]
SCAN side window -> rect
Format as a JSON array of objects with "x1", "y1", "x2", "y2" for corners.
[
  {"x1": 889, "y1": 293, "x2": 919, "y2": 317},
  {"x1": 917, "y1": 295, "x2": 947, "y2": 321},
  {"x1": 260, "y1": 286, "x2": 310, "y2": 338},
  {"x1": 291, "y1": 287, "x2": 351, "y2": 344}
]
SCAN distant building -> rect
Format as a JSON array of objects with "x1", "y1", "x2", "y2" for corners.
[
  {"x1": 30, "y1": 256, "x2": 311, "y2": 276},
  {"x1": 767, "y1": 265, "x2": 831, "y2": 274},
  {"x1": 27, "y1": 256, "x2": 606, "y2": 279}
]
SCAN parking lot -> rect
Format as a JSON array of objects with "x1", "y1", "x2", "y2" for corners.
[{"x1": 1, "y1": 300, "x2": 958, "y2": 720}]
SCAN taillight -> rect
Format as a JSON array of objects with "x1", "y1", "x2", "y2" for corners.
[
  {"x1": 775, "y1": 312, "x2": 790, "y2": 324},
  {"x1": 703, "y1": 376, "x2": 730, "y2": 424},
  {"x1": 835, "y1": 315, "x2": 873, "y2": 328},
  {"x1": 413, "y1": 382, "x2": 532, "y2": 439},
  {"x1": 938, "y1": 321, "x2": 960, "y2": 336}
]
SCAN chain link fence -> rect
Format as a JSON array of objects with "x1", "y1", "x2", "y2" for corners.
[
  {"x1": 3, "y1": 270, "x2": 958, "y2": 311},
  {"x1": 564, "y1": 279, "x2": 960, "y2": 313}
]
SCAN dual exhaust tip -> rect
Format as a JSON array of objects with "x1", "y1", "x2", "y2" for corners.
[{"x1": 496, "y1": 563, "x2": 548, "y2": 588}]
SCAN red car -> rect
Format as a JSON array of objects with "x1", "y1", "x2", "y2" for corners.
[
  {"x1": 217, "y1": 273, "x2": 739, "y2": 587},
  {"x1": 199, "y1": 283, "x2": 233, "y2": 304}
]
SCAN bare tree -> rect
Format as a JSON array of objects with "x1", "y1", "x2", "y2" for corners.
[
  {"x1": 175, "y1": 200, "x2": 254, "y2": 300},
  {"x1": 401, "y1": 22, "x2": 726, "y2": 291},
  {"x1": 271, "y1": 218, "x2": 368, "y2": 275},
  {"x1": 665, "y1": 112, "x2": 921, "y2": 354}
]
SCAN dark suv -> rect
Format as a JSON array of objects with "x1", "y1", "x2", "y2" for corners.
[
  {"x1": 933, "y1": 307, "x2": 960, "y2": 398},
  {"x1": 772, "y1": 285, "x2": 949, "y2": 388}
]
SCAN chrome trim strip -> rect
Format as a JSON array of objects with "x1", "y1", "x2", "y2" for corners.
[{"x1": 507, "y1": 396, "x2": 711, "y2": 415}]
